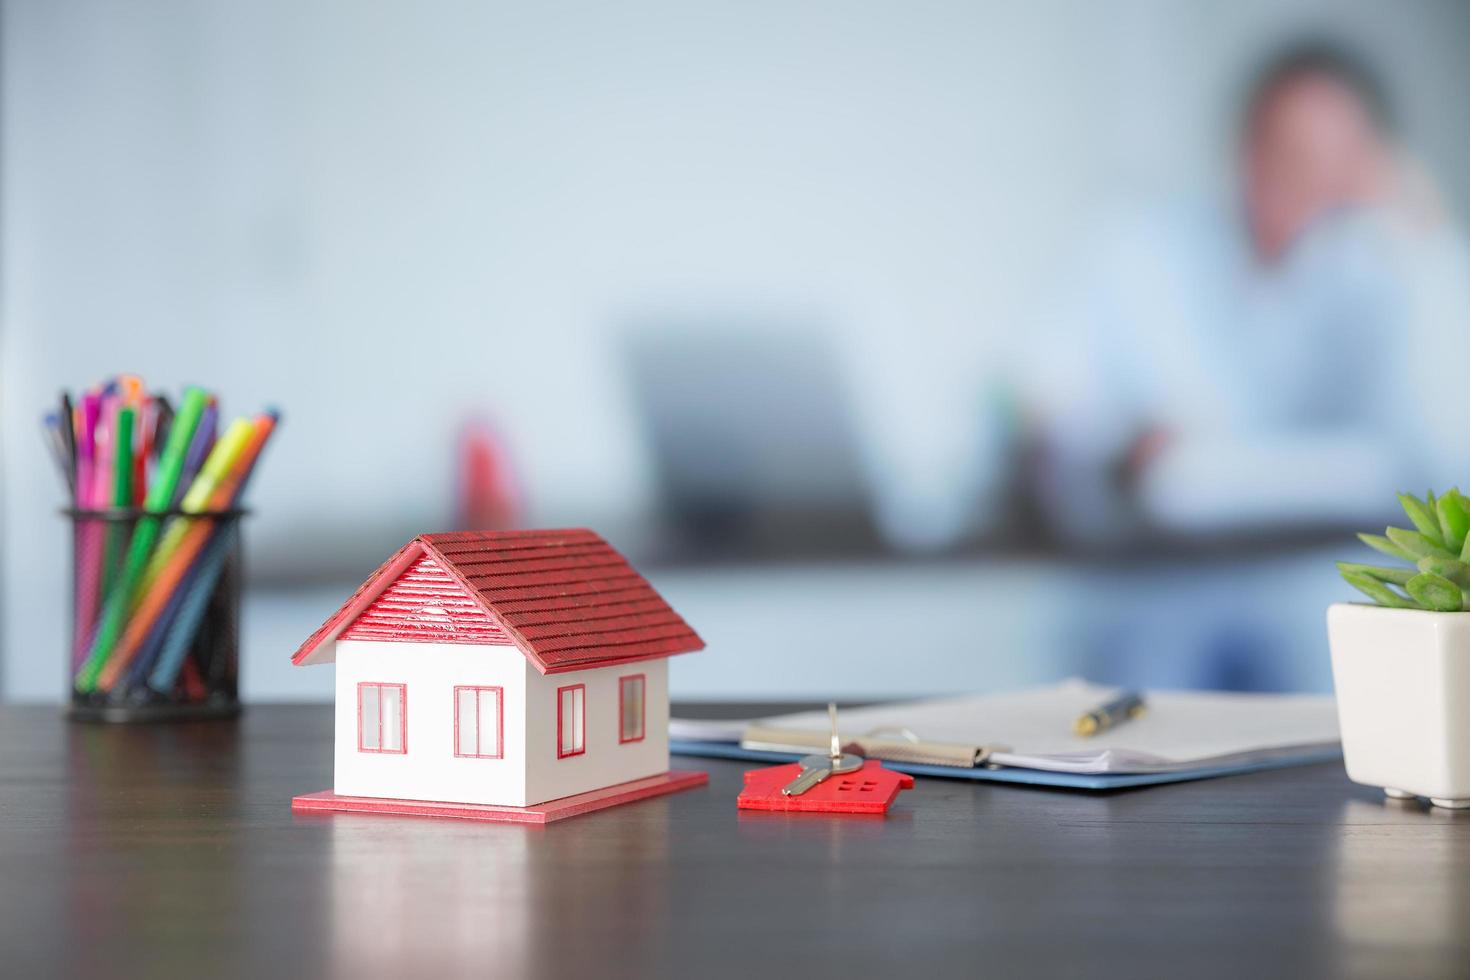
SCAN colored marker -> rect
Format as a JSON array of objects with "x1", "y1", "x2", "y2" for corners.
[
  {"x1": 58, "y1": 391, "x2": 77, "y2": 498},
  {"x1": 173, "y1": 400, "x2": 217, "y2": 508},
  {"x1": 97, "y1": 404, "x2": 135, "y2": 603},
  {"x1": 71, "y1": 392, "x2": 104, "y2": 671}
]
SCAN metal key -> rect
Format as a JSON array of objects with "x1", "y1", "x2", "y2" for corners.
[{"x1": 781, "y1": 703, "x2": 864, "y2": 796}]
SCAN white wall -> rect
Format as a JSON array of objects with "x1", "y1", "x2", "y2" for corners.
[
  {"x1": 333, "y1": 639, "x2": 531, "y2": 806},
  {"x1": 330, "y1": 638, "x2": 669, "y2": 806},
  {"x1": 525, "y1": 659, "x2": 669, "y2": 807}
]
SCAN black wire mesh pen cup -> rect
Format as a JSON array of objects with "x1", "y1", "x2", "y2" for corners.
[{"x1": 66, "y1": 507, "x2": 245, "y2": 723}]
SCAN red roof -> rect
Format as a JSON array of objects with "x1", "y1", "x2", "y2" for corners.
[
  {"x1": 339, "y1": 553, "x2": 512, "y2": 645},
  {"x1": 291, "y1": 529, "x2": 705, "y2": 674}
]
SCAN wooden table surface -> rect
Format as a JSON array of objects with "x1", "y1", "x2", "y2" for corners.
[{"x1": 2, "y1": 704, "x2": 1468, "y2": 979}]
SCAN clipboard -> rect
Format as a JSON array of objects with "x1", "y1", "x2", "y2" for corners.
[
  {"x1": 670, "y1": 680, "x2": 1343, "y2": 790},
  {"x1": 670, "y1": 739, "x2": 1342, "y2": 790}
]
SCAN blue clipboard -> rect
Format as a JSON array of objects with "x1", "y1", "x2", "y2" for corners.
[{"x1": 671, "y1": 739, "x2": 1343, "y2": 790}]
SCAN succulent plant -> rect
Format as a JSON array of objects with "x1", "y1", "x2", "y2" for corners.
[{"x1": 1341, "y1": 489, "x2": 1470, "y2": 611}]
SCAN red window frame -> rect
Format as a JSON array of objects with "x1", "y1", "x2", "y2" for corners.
[
  {"x1": 556, "y1": 683, "x2": 586, "y2": 759},
  {"x1": 618, "y1": 674, "x2": 647, "y2": 744},
  {"x1": 356, "y1": 681, "x2": 407, "y2": 754},
  {"x1": 453, "y1": 685, "x2": 504, "y2": 759}
]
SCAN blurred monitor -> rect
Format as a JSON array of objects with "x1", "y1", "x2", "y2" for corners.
[{"x1": 624, "y1": 326, "x2": 881, "y2": 559}]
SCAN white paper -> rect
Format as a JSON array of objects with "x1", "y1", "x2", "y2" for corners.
[
  {"x1": 712, "y1": 679, "x2": 1341, "y2": 775},
  {"x1": 668, "y1": 717, "x2": 750, "y2": 742}
]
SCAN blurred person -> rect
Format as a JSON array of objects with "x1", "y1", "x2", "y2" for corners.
[{"x1": 1027, "y1": 41, "x2": 1470, "y2": 545}]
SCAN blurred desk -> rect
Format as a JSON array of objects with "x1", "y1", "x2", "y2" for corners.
[
  {"x1": 3, "y1": 705, "x2": 1469, "y2": 978},
  {"x1": 242, "y1": 549, "x2": 1348, "y2": 703}
]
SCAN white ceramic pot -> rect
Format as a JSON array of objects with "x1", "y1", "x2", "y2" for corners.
[{"x1": 1327, "y1": 602, "x2": 1470, "y2": 807}]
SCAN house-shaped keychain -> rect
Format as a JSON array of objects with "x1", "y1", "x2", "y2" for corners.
[{"x1": 290, "y1": 529, "x2": 708, "y2": 824}]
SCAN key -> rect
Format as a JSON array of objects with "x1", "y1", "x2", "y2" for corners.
[
  {"x1": 781, "y1": 702, "x2": 863, "y2": 796},
  {"x1": 782, "y1": 752, "x2": 863, "y2": 796}
]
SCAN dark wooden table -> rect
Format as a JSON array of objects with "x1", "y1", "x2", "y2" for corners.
[{"x1": 2, "y1": 705, "x2": 1468, "y2": 979}]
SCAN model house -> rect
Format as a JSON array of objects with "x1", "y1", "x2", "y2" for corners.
[{"x1": 290, "y1": 528, "x2": 706, "y2": 816}]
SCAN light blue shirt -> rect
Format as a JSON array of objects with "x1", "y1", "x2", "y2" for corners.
[{"x1": 1029, "y1": 200, "x2": 1470, "y2": 540}]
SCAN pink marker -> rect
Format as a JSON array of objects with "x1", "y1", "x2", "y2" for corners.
[
  {"x1": 93, "y1": 396, "x2": 119, "y2": 511},
  {"x1": 71, "y1": 391, "x2": 105, "y2": 671},
  {"x1": 76, "y1": 393, "x2": 100, "y2": 509}
]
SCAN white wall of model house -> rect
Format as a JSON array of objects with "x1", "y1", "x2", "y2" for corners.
[{"x1": 331, "y1": 638, "x2": 670, "y2": 807}]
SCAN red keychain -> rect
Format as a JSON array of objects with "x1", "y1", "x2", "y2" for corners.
[
  {"x1": 737, "y1": 704, "x2": 915, "y2": 815},
  {"x1": 738, "y1": 758, "x2": 914, "y2": 815}
]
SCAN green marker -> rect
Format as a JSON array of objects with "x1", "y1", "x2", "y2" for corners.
[
  {"x1": 76, "y1": 386, "x2": 209, "y2": 693},
  {"x1": 98, "y1": 406, "x2": 136, "y2": 602}
]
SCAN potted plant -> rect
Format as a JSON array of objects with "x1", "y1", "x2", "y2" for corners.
[{"x1": 1328, "y1": 489, "x2": 1470, "y2": 808}]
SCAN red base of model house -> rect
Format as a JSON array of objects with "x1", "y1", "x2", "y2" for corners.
[{"x1": 292, "y1": 769, "x2": 708, "y2": 825}]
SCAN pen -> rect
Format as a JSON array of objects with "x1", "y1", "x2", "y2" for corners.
[
  {"x1": 40, "y1": 413, "x2": 71, "y2": 491},
  {"x1": 1074, "y1": 690, "x2": 1147, "y2": 737},
  {"x1": 58, "y1": 391, "x2": 77, "y2": 499}
]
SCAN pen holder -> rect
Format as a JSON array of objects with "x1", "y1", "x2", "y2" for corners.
[{"x1": 66, "y1": 507, "x2": 245, "y2": 723}]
